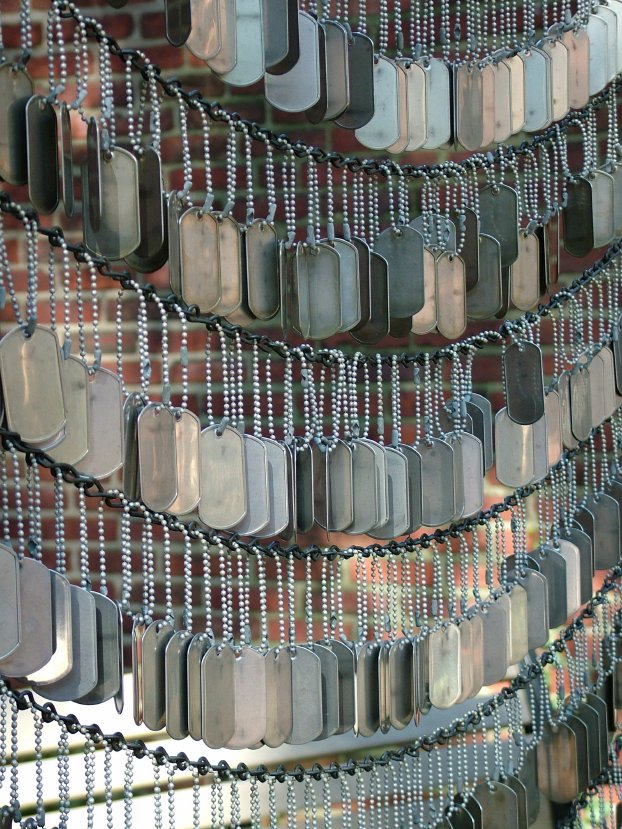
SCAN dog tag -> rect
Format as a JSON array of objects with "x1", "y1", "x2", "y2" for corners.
[
  {"x1": 220, "y1": 0, "x2": 264, "y2": 86},
  {"x1": 333, "y1": 32, "x2": 374, "y2": 129},
  {"x1": 51, "y1": 355, "x2": 89, "y2": 465},
  {"x1": 295, "y1": 242, "x2": 341, "y2": 339},
  {"x1": 473, "y1": 783, "x2": 518, "y2": 829},
  {"x1": 544, "y1": 390, "x2": 563, "y2": 468},
  {"x1": 126, "y1": 148, "x2": 167, "y2": 273},
  {"x1": 27, "y1": 570, "x2": 72, "y2": 685},
  {"x1": 199, "y1": 424, "x2": 247, "y2": 530},
  {"x1": 327, "y1": 238, "x2": 360, "y2": 332},
  {"x1": 386, "y1": 639, "x2": 413, "y2": 729},
  {"x1": 479, "y1": 184, "x2": 519, "y2": 268},
  {"x1": 140, "y1": 620, "x2": 174, "y2": 731},
  {"x1": 214, "y1": 215, "x2": 243, "y2": 315},
  {"x1": 591, "y1": 169, "x2": 615, "y2": 248},
  {"x1": 568, "y1": 715, "x2": 590, "y2": 792},
  {"x1": 293, "y1": 443, "x2": 313, "y2": 534},
  {"x1": 515, "y1": 566, "x2": 549, "y2": 648},
  {"x1": 537, "y1": 722, "x2": 580, "y2": 803},
  {"x1": 530, "y1": 412, "x2": 548, "y2": 483},
  {"x1": 351, "y1": 252, "x2": 390, "y2": 344},
  {"x1": 557, "y1": 372, "x2": 577, "y2": 450},
  {"x1": 325, "y1": 639, "x2": 356, "y2": 734},
  {"x1": 467, "y1": 393, "x2": 494, "y2": 471},
  {"x1": 167, "y1": 409, "x2": 200, "y2": 516},
  {"x1": 571, "y1": 698, "x2": 601, "y2": 781},
  {"x1": 316, "y1": 439, "x2": 354, "y2": 532},
  {"x1": 264, "y1": 647, "x2": 293, "y2": 747},
  {"x1": 585, "y1": 691, "x2": 610, "y2": 770},
  {"x1": 355, "y1": 641, "x2": 380, "y2": 737},
  {"x1": 569, "y1": 364, "x2": 592, "y2": 441},
  {"x1": 76, "y1": 368, "x2": 124, "y2": 480},
  {"x1": 122, "y1": 393, "x2": 143, "y2": 500},
  {"x1": 560, "y1": 526, "x2": 593, "y2": 604},
  {"x1": 245, "y1": 219, "x2": 279, "y2": 320},
  {"x1": 541, "y1": 37, "x2": 569, "y2": 121},
  {"x1": 557, "y1": 539, "x2": 581, "y2": 615},
  {"x1": 436, "y1": 253, "x2": 467, "y2": 339},
  {"x1": 206, "y1": 0, "x2": 236, "y2": 72},
  {"x1": 26, "y1": 95, "x2": 59, "y2": 214},
  {"x1": 418, "y1": 438, "x2": 455, "y2": 526},
  {"x1": 454, "y1": 64, "x2": 484, "y2": 151},
  {"x1": 0, "y1": 326, "x2": 65, "y2": 446},
  {"x1": 411, "y1": 248, "x2": 437, "y2": 334},
  {"x1": 224, "y1": 646, "x2": 267, "y2": 748},
  {"x1": 259, "y1": 438, "x2": 288, "y2": 538},
  {"x1": 165, "y1": 0, "x2": 191, "y2": 45},
  {"x1": 371, "y1": 447, "x2": 410, "y2": 538},
  {"x1": 456, "y1": 616, "x2": 483, "y2": 702},
  {"x1": 317, "y1": 20, "x2": 349, "y2": 121},
  {"x1": 450, "y1": 433, "x2": 484, "y2": 519},
  {"x1": 163, "y1": 630, "x2": 193, "y2": 739},
  {"x1": 201, "y1": 644, "x2": 236, "y2": 747},
  {"x1": 399, "y1": 59, "x2": 427, "y2": 150},
  {"x1": 583, "y1": 351, "x2": 606, "y2": 427},
  {"x1": 355, "y1": 55, "x2": 402, "y2": 150},
  {"x1": 428, "y1": 624, "x2": 461, "y2": 709},
  {"x1": 289, "y1": 645, "x2": 323, "y2": 744},
  {"x1": 179, "y1": 207, "x2": 220, "y2": 312},
  {"x1": 492, "y1": 58, "x2": 512, "y2": 143},
  {"x1": 232, "y1": 434, "x2": 269, "y2": 536},
  {"x1": 58, "y1": 102, "x2": 75, "y2": 217},
  {"x1": 377, "y1": 641, "x2": 391, "y2": 733},
  {"x1": 564, "y1": 176, "x2": 594, "y2": 257},
  {"x1": 0, "y1": 63, "x2": 32, "y2": 184},
  {"x1": 587, "y1": 494, "x2": 620, "y2": 569},
  {"x1": 34, "y1": 585, "x2": 97, "y2": 701},
  {"x1": 481, "y1": 596, "x2": 510, "y2": 684},
  {"x1": 187, "y1": 0, "x2": 221, "y2": 59},
  {"x1": 262, "y1": 0, "x2": 298, "y2": 73},
  {"x1": 77, "y1": 593, "x2": 122, "y2": 705},
  {"x1": 563, "y1": 29, "x2": 590, "y2": 109},
  {"x1": 510, "y1": 231, "x2": 540, "y2": 311},
  {"x1": 0, "y1": 545, "x2": 20, "y2": 662},
  {"x1": 587, "y1": 13, "x2": 608, "y2": 95},
  {"x1": 186, "y1": 634, "x2": 210, "y2": 740},
  {"x1": 95, "y1": 148, "x2": 140, "y2": 260},
  {"x1": 137, "y1": 405, "x2": 178, "y2": 512},
  {"x1": 132, "y1": 618, "x2": 145, "y2": 724},
  {"x1": 467, "y1": 234, "x2": 503, "y2": 319},
  {"x1": 347, "y1": 439, "x2": 380, "y2": 534},
  {"x1": 265, "y1": 11, "x2": 321, "y2": 111},
  {"x1": 501, "y1": 53, "x2": 525, "y2": 134},
  {"x1": 504, "y1": 342, "x2": 545, "y2": 426},
  {"x1": 522, "y1": 48, "x2": 551, "y2": 132},
  {"x1": 374, "y1": 225, "x2": 424, "y2": 318},
  {"x1": 495, "y1": 408, "x2": 535, "y2": 488},
  {"x1": 596, "y1": 347, "x2": 617, "y2": 418},
  {"x1": 400, "y1": 443, "x2": 423, "y2": 532},
  {"x1": 311, "y1": 642, "x2": 339, "y2": 740},
  {"x1": 423, "y1": 58, "x2": 451, "y2": 148},
  {"x1": 536, "y1": 545, "x2": 568, "y2": 627}
]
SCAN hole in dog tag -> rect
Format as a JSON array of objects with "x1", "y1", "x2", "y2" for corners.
[
  {"x1": 165, "y1": 0, "x2": 191, "y2": 46},
  {"x1": 26, "y1": 96, "x2": 59, "y2": 215},
  {"x1": 260, "y1": 438, "x2": 289, "y2": 538},
  {"x1": 522, "y1": 48, "x2": 551, "y2": 132},
  {"x1": 187, "y1": 0, "x2": 221, "y2": 60},
  {"x1": 569, "y1": 365, "x2": 592, "y2": 441},
  {"x1": 167, "y1": 409, "x2": 200, "y2": 516},
  {"x1": 587, "y1": 494, "x2": 620, "y2": 570},
  {"x1": 187, "y1": 634, "x2": 210, "y2": 740},
  {"x1": 563, "y1": 176, "x2": 594, "y2": 257},
  {"x1": 77, "y1": 593, "x2": 123, "y2": 705},
  {"x1": 95, "y1": 148, "x2": 141, "y2": 260},
  {"x1": 27, "y1": 570, "x2": 72, "y2": 685},
  {"x1": 295, "y1": 242, "x2": 341, "y2": 339},
  {"x1": 180, "y1": 207, "x2": 220, "y2": 312},
  {"x1": 473, "y1": 783, "x2": 518, "y2": 829},
  {"x1": 140, "y1": 620, "x2": 174, "y2": 731},
  {"x1": 370, "y1": 447, "x2": 410, "y2": 538},
  {"x1": 333, "y1": 32, "x2": 374, "y2": 129},
  {"x1": 419, "y1": 438, "x2": 455, "y2": 526},
  {"x1": 347, "y1": 439, "x2": 380, "y2": 534},
  {"x1": 0, "y1": 64, "x2": 32, "y2": 184},
  {"x1": 126, "y1": 148, "x2": 167, "y2": 274},
  {"x1": 411, "y1": 248, "x2": 436, "y2": 335},
  {"x1": 423, "y1": 58, "x2": 452, "y2": 148},
  {"x1": 587, "y1": 13, "x2": 609, "y2": 94},
  {"x1": 264, "y1": 647, "x2": 293, "y2": 747},
  {"x1": 591, "y1": 169, "x2": 615, "y2": 248},
  {"x1": 51, "y1": 355, "x2": 89, "y2": 466},
  {"x1": 201, "y1": 644, "x2": 236, "y2": 747},
  {"x1": 504, "y1": 342, "x2": 545, "y2": 426},
  {"x1": 311, "y1": 642, "x2": 339, "y2": 740},
  {"x1": 467, "y1": 393, "x2": 494, "y2": 471},
  {"x1": 75, "y1": 368, "x2": 124, "y2": 480},
  {"x1": 481, "y1": 596, "x2": 510, "y2": 684},
  {"x1": 232, "y1": 434, "x2": 269, "y2": 537},
  {"x1": 536, "y1": 545, "x2": 568, "y2": 627},
  {"x1": 224, "y1": 646, "x2": 267, "y2": 748},
  {"x1": 59, "y1": 102, "x2": 75, "y2": 218},
  {"x1": 164, "y1": 630, "x2": 193, "y2": 739},
  {"x1": 0, "y1": 544, "x2": 20, "y2": 664},
  {"x1": 494, "y1": 408, "x2": 535, "y2": 488},
  {"x1": 436, "y1": 253, "x2": 467, "y2": 339},
  {"x1": 454, "y1": 64, "x2": 484, "y2": 151},
  {"x1": 295, "y1": 443, "x2": 314, "y2": 534},
  {"x1": 289, "y1": 645, "x2": 323, "y2": 744},
  {"x1": 428, "y1": 624, "x2": 461, "y2": 709},
  {"x1": 246, "y1": 219, "x2": 279, "y2": 320},
  {"x1": 351, "y1": 251, "x2": 390, "y2": 344},
  {"x1": 0, "y1": 326, "x2": 65, "y2": 446},
  {"x1": 355, "y1": 641, "x2": 380, "y2": 737},
  {"x1": 266, "y1": 11, "x2": 322, "y2": 111},
  {"x1": 479, "y1": 184, "x2": 519, "y2": 268},
  {"x1": 560, "y1": 526, "x2": 593, "y2": 604},
  {"x1": 137, "y1": 405, "x2": 178, "y2": 513},
  {"x1": 537, "y1": 722, "x2": 580, "y2": 803},
  {"x1": 199, "y1": 424, "x2": 247, "y2": 530},
  {"x1": 374, "y1": 225, "x2": 424, "y2": 318},
  {"x1": 467, "y1": 234, "x2": 502, "y2": 320},
  {"x1": 492, "y1": 58, "x2": 512, "y2": 144},
  {"x1": 562, "y1": 28, "x2": 590, "y2": 109},
  {"x1": 262, "y1": 0, "x2": 298, "y2": 73},
  {"x1": 220, "y1": 0, "x2": 264, "y2": 86},
  {"x1": 510, "y1": 231, "x2": 540, "y2": 311},
  {"x1": 355, "y1": 55, "x2": 403, "y2": 150},
  {"x1": 544, "y1": 390, "x2": 563, "y2": 468},
  {"x1": 34, "y1": 584, "x2": 97, "y2": 701}
]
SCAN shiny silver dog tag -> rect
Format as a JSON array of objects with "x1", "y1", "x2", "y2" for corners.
[
  {"x1": 199, "y1": 424, "x2": 247, "y2": 530},
  {"x1": 232, "y1": 434, "x2": 270, "y2": 537},
  {"x1": 522, "y1": 48, "x2": 551, "y2": 132},
  {"x1": 76, "y1": 368, "x2": 124, "y2": 480},
  {"x1": 563, "y1": 28, "x2": 590, "y2": 109},
  {"x1": 220, "y1": 0, "x2": 264, "y2": 87},
  {"x1": 423, "y1": 58, "x2": 452, "y2": 148},
  {"x1": 137, "y1": 405, "x2": 178, "y2": 512},
  {"x1": 164, "y1": 630, "x2": 193, "y2": 739},
  {"x1": 355, "y1": 641, "x2": 380, "y2": 737},
  {"x1": 428, "y1": 624, "x2": 462, "y2": 709},
  {"x1": 225, "y1": 646, "x2": 267, "y2": 748},
  {"x1": 418, "y1": 437, "x2": 455, "y2": 526},
  {"x1": 587, "y1": 13, "x2": 609, "y2": 95},
  {"x1": 187, "y1": 633, "x2": 211, "y2": 740},
  {"x1": 355, "y1": 55, "x2": 402, "y2": 150},
  {"x1": 264, "y1": 647, "x2": 293, "y2": 747},
  {"x1": 77, "y1": 592, "x2": 123, "y2": 705},
  {"x1": 27, "y1": 570, "x2": 72, "y2": 686},
  {"x1": 494, "y1": 408, "x2": 535, "y2": 488},
  {"x1": 0, "y1": 545, "x2": 20, "y2": 662},
  {"x1": 52, "y1": 355, "x2": 90, "y2": 466},
  {"x1": 369, "y1": 447, "x2": 410, "y2": 539},
  {"x1": 289, "y1": 645, "x2": 323, "y2": 744},
  {"x1": 265, "y1": 12, "x2": 322, "y2": 112},
  {"x1": 141, "y1": 620, "x2": 174, "y2": 731}
]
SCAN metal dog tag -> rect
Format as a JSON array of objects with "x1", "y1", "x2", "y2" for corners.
[
  {"x1": 545, "y1": 390, "x2": 563, "y2": 468},
  {"x1": 199, "y1": 424, "x2": 247, "y2": 530},
  {"x1": 165, "y1": 0, "x2": 191, "y2": 46},
  {"x1": 411, "y1": 248, "x2": 437, "y2": 334},
  {"x1": 370, "y1": 447, "x2": 410, "y2": 538},
  {"x1": 587, "y1": 13, "x2": 609, "y2": 95},
  {"x1": 295, "y1": 442, "x2": 314, "y2": 534},
  {"x1": 295, "y1": 242, "x2": 341, "y2": 339},
  {"x1": 187, "y1": 633, "x2": 211, "y2": 740},
  {"x1": 355, "y1": 55, "x2": 402, "y2": 150},
  {"x1": 473, "y1": 783, "x2": 518, "y2": 829},
  {"x1": 423, "y1": 58, "x2": 452, "y2": 148},
  {"x1": 315, "y1": 439, "x2": 354, "y2": 532},
  {"x1": 220, "y1": 0, "x2": 264, "y2": 86},
  {"x1": 77, "y1": 592, "x2": 123, "y2": 705},
  {"x1": 557, "y1": 539, "x2": 581, "y2": 616},
  {"x1": 167, "y1": 409, "x2": 200, "y2": 516},
  {"x1": 26, "y1": 96, "x2": 59, "y2": 215},
  {"x1": 400, "y1": 59, "x2": 427, "y2": 150},
  {"x1": 400, "y1": 443, "x2": 423, "y2": 532},
  {"x1": 329, "y1": 238, "x2": 360, "y2": 331},
  {"x1": 537, "y1": 722, "x2": 580, "y2": 803},
  {"x1": 95, "y1": 147, "x2": 141, "y2": 260},
  {"x1": 504, "y1": 53, "x2": 525, "y2": 134},
  {"x1": 265, "y1": 12, "x2": 322, "y2": 111},
  {"x1": 504, "y1": 342, "x2": 545, "y2": 425},
  {"x1": 515, "y1": 566, "x2": 549, "y2": 648},
  {"x1": 179, "y1": 207, "x2": 220, "y2": 312},
  {"x1": 34, "y1": 585, "x2": 97, "y2": 701},
  {"x1": 563, "y1": 28, "x2": 590, "y2": 109},
  {"x1": 374, "y1": 225, "x2": 424, "y2": 318},
  {"x1": 246, "y1": 219, "x2": 279, "y2": 320},
  {"x1": 27, "y1": 570, "x2": 72, "y2": 685},
  {"x1": 126, "y1": 148, "x2": 167, "y2": 273},
  {"x1": 456, "y1": 616, "x2": 484, "y2": 702},
  {"x1": 560, "y1": 525, "x2": 593, "y2": 604},
  {"x1": 232, "y1": 434, "x2": 269, "y2": 536},
  {"x1": 76, "y1": 368, "x2": 124, "y2": 480},
  {"x1": 333, "y1": 32, "x2": 375, "y2": 129},
  {"x1": 479, "y1": 184, "x2": 519, "y2": 268},
  {"x1": 137, "y1": 405, "x2": 178, "y2": 512},
  {"x1": 264, "y1": 647, "x2": 293, "y2": 747},
  {"x1": 260, "y1": 438, "x2": 289, "y2": 538},
  {"x1": 494, "y1": 408, "x2": 534, "y2": 488},
  {"x1": 436, "y1": 253, "x2": 467, "y2": 339},
  {"x1": 453, "y1": 433, "x2": 484, "y2": 518},
  {"x1": 510, "y1": 231, "x2": 540, "y2": 311},
  {"x1": 454, "y1": 64, "x2": 484, "y2": 151},
  {"x1": 312, "y1": 642, "x2": 340, "y2": 740},
  {"x1": 262, "y1": 0, "x2": 299, "y2": 74},
  {"x1": 163, "y1": 630, "x2": 193, "y2": 739},
  {"x1": 186, "y1": 0, "x2": 221, "y2": 59},
  {"x1": 536, "y1": 545, "x2": 568, "y2": 627},
  {"x1": 467, "y1": 234, "x2": 503, "y2": 319},
  {"x1": 215, "y1": 215, "x2": 243, "y2": 315},
  {"x1": 591, "y1": 169, "x2": 615, "y2": 248},
  {"x1": 564, "y1": 176, "x2": 594, "y2": 257},
  {"x1": 58, "y1": 102, "x2": 75, "y2": 217},
  {"x1": 347, "y1": 439, "x2": 380, "y2": 534},
  {"x1": 418, "y1": 438, "x2": 455, "y2": 526},
  {"x1": 316, "y1": 20, "x2": 349, "y2": 121},
  {"x1": 355, "y1": 641, "x2": 380, "y2": 737},
  {"x1": 522, "y1": 48, "x2": 551, "y2": 132},
  {"x1": 206, "y1": 0, "x2": 236, "y2": 73},
  {"x1": 141, "y1": 620, "x2": 174, "y2": 731},
  {"x1": 351, "y1": 251, "x2": 390, "y2": 344},
  {"x1": 569, "y1": 364, "x2": 593, "y2": 441},
  {"x1": 0, "y1": 545, "x2": 20, "y2": 662},
  {"x1": 481, "y1": 596, "x2": 510, "y2": 684},
  {"x1": 492, "y1": 58, "x2": 512, "y2": 143},
  {"x1": 289, "y1": 645, "x2": 323, "y2": 744},
  {"x1": 386, "y1": 638, "x2": 413, "y2": 729},
  {"x1": 541, "y1": 37, "x2": 569, "y2": 121},
  {"x1": 201, "y1": 644, "x2": 236, "y2": 747},
  {"x1": 225, "y1": 646, "x2": 267, "y2": 748},
  {"x1": 0, "y1": 64, "x2": 33, "y2": 184},
  {"x1": 428, "y1": 624, "x2": 461, "y2": 709},
  {"x1": 587, "y1": 493, "x2": 620, "y2": 570},
  {"x1": 467, "y1": 393, "x2": 494, "y2": 471},
  {"x1": 51, "y1": 354, "x2": 89, "y2": 465},
  {"x1": 557, "y1": 373, "x2": 576, "y2": 452}
]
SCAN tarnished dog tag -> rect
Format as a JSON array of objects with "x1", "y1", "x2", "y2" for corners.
[
  {"x1": 481, "y1": 596, "x2": 510, "y2": 684},
  {"x1": 454, "y1": 64, "x2": 484, "y2": 151},
  {"x1": 418, "y1": 438, "x2": 455, "y2": 526},
  {"x1": 374, "y1": 226, "x2": 424, "y2": 318},
  {"x1": 0, "y1": 63, "x2": 33, "y2": 184},
  {"x1": 266, "y1": 12, "x2": 322, "y2": 112},
  {"x1": 165, "y1": 0, "x2": 191, "y2": 46},
  {"x1": 411, "y1": 248, "x2": 436, "y2": 334},
  {"x1": 558, "y1": 371, "x2": 578, "y2": 450},
  {"x1": 225, "y1": 647, "x2": 267, "y2": 748},
  {"x1": 351, "y1": 251, "x2": 390, "y2": 344},
  {"x1": 504, "y1": 342, "x2": 545, "y2": 426},
  {"x1": 510, "y1": 231, "x2": 540, "y2": 311},
  {"x1": 262, "y1": 0, "x2": 299, "y2": 74},
  {"x1": 479, "y1": 184, "x2": 519, "y2": 268},
  {"x1": 476, "y1": 784, "x2": 519, "y2": 829},
  {"x1": 494, "y1": 408, "x2": 534, "y2": 488},
  {"x1": 423, "y1": 58, "x2": 452, "y2": 148},
  {"x1": 0, "y1": 326, "x2": 65, "y2": 446},
  {"x1": 541, "y1": 37, "x2": 569, "y2": 121},
  {"x1": 295, "y1": 242, "x2": 341, "y2": 339},
  {"x1": 26, "y1": 96, "x2": 59, "y2": 215},
  {"x1": 27, "y1": 570, "x2": 72, "y2": 685},
  {"x1": 221, "y1": 0, "x2": 264, "y2": 87},
  {"x1": 591, "y1": 169, "x2": 615, "y2": 248},
  {"x1": 522, "y1": 48, "x2": 551, "y2": 132},
  {"x1": 163, "y1": 630, "x2": 193, "y2": 739},
  {"x1": 264, "y1": 647, "x2": 293, "y2": 747},
  {"x1": 387, "y1": 639, "x2": 413, "y2": 729},
  {"x1": 96, "y1": 148, "x2": 141, "y2": 260},
  {"x1": 137, "y1": 405, "x2": 178, "y2": 512},
  {"x1": 560, "y1": 526, "x2": 593, "y2": 604},
  {"x1": 199, "y1": 424, "x2": 247, "y2": 530},
  {"x1": 187, "y1": 0, "x2": 221, "y2": 60},
  {"x1": 545, "y1": 390, "x2": 563, "y2": 468},
  {"x1": 428, "y1": 624, "x2": 461, "y2": 709},
  {"x1": 400, "y1": 443, "x2": 423, "y2": 532},
  {"x1": 77, "y1": 593, "x2": 123, "y2": 705},
  {"x1": 436, "y1": 253, "x2": 467, "y2": 339},
  {"x1": 141, "y1": 620, "x2": 174, "y2": 731},
  {"x1": 126, "y1": 148, "x2": 167, "y2": 273},
  {"x1": 467, "y1": 393, "x2": 494, "y2": 471},
  {"x1": 289, "y1": 645, "x2": 323, "y2": 744},
  {"x1": 232, "y1": 434, "x2": 269, "y2": 537},
  {"x1": 0, "y1": 545, "x2": 19, "y2": 663},
  {"x1": 587, "y1": 494, "x2": 620, "y2": 570},
  {"x1": 261, "y1": 438, "x2": 289, "y2": 538},
  {"x1": 355, "y1": 641, "x2": 380, "y2": 737},
  {"x1": 295, "y1": 443, "x2": 314, "y2": 534},
  {"x1": 34, "y1": 585, "x2": 96, "y2": 701},
  {"x1": 355, "y1": 55, "x2": 402, "y2": 150},
  {"x1": 76, "y1": 368, "x2": 124, "y2": 480},
  {"x1": 334, "y1": 32, "x2": 374, "y2": 129},
  {"x1": 180, "y1": 207, "x2": 220, "y2": 312},
  {"x1": 370, "y1": 447, "x2": 409, "y2": 539},
  {"x1": 492, "y1": 58, "x2": 512, "y2": 143},
  {"x1": 563, "y1": 28, "x2": 590, "y2": 109},
  {"x1": 168, "y1": 409, "x2": 201, "y2": 516},
  {"x1": 206, "y1": 0, "x2": 236, "y2": 73},
  {"x1": 537, "y1": 722, "x2": 580, "y2": 803},
  {"x1": 587, "y1": 13, "x2": 608, "y2": 95},
  {"x1": 51, "y1": 355, "x2": 89, "y2": 465},
  {"x1": 347, "y1": 439, "x2": 380, "y2": 534},
  {"x1": 536, "y1": 545, "x2": 568, "y2": 627},
  {"x1": 467, "y1": 234, "x2": 502, "y2": 320},
  {"x1": 312, "y1": 642, "x2": 339, "y2": 740},
  {"x1": 201, "y1": 645, "x2": 236, "y2": 747},
  {"x1": 569, "y1": 365, "x2": 593, "y2": 441},
  {"x1": 187, "y1": 634, "x2": 211, "y2": 740},
  {"x1": 563, "y1": 176, "x2": 594, "y2": 257},
  {"x1": 246, "y1": 219, "x2": 279, "y2": 320}
]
